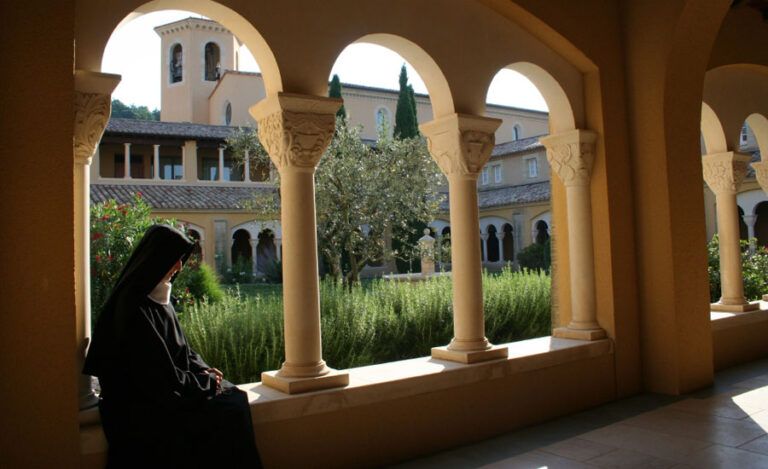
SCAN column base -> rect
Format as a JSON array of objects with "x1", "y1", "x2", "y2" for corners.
[
  {"x1": 552, "y1": 326, "x2": 607, "y2": 341},
  {"x1": 431, "y1": 344, "x2": 508, "y2": 364},
  {"x1": 710, "y1": 301, "x2": 761, "y2": 313},
  {"x1": 261, "y1": 368, "x2": 349, "y2": 394}
]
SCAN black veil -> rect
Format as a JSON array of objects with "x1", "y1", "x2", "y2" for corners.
[{"x1": 84, "y1": 224, "x2": 195, "y2": 378}]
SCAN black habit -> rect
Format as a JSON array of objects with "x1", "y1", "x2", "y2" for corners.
[{"x1": 84, "y1": 224, "x2": 261, "y2": 468}]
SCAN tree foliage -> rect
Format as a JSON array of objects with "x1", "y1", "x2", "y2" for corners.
[
  {"x1": 328, "y1": 74, "x2": 347, "y2": 119},
  {"x1": 316, "y1": 118, "x2": 443, "y2": 283},
  {"x1": 394, "y1": 65, "x2": 419, "y2": 139},
  {"x1": 111, "y1": 99, "x2": 160, "y2": 121},
  {"x1": 707, "y1": 234, "x2": 768, "y2": 302}
]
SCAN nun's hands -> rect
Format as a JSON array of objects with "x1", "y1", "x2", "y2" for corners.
[{"x1": 207, "y1": 367, "x2": 224, "y2": 389}]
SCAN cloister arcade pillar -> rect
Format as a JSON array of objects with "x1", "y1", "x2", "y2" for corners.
[
  {"x1": 420, "y1": 114, "x2": 508, "y2": 364},
  {"x1": 74, "y1": 70, "x2": 120, "y2": 408},
  {"x1": 750, "y1": 160, "x2": 768, "y2": 302},
  {"x1": 540, "y1": 130, "x2": 606, "y2": 340},
  {"x1": 703, "y1": 152, "x2": 760, "y2": 312},
  {"x1": 250, "y1": 93, "x2": 349, "y2": 393}
]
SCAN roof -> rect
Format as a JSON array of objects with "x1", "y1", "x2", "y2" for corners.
[
  {"x1": 105, "y1": 118, "x2": 248, "y2": 140},
  {"x1": 91, "y1": 183, "x2": 274, "y2": 211},
  {"x1": 491, "y1": 136, "x2": 544, "y2": 157},
  {"x1": 438, "y1": 181, "x2": 551, "y2": 211}
]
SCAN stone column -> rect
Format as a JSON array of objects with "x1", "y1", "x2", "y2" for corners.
[
  {"x1": 250, "y1": 93, "x2": 349, "y2": 393},
  {"x1": 703, "y1": 152, "x2": 760, "y2": 312},
  {"x1": 244, "y1": 149, "x2": 251, "y2": 182},
  {"x1": 183, "y1": 141, "x2": 197, "y2": 181},
  {"x1": 480, "y1": 233, "x2": 489, "y2": 262},
  {"x1": 249, "y1": 236, "x2": 258, "y2": 275},
  {"x1": 540, "y1": 130, "x2": 607, "y2": 340},
  {"x1": 123, "y1": 142, "x2": 131, "y2": 179},
  {"x1": 743, "y1": 214, "x2": 757, "y2": 254},
  {"x1": 74, "y1": 70, "x2": 120, "y2": 409},
  {"x1": 218, "y1": 146, "x2": 225, "y2": 181},
  {"x1": 753, "y1": 161, "x2": 768, "y2": 302},
  {"x1": 420, "y1": 114, "x2": 508, "y2": 363},
  {"x1": 153, "y1": 144, "x2": 161, "y2": 180},
  {"x1": 275, "y1": 238, "x2": 282, "y2": 261},
  {"x1": 498, "y1": 231, "x2": 505, "y2": 263}
]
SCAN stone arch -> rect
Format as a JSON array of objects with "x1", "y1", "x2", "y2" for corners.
[
  {"x1": 230, "y1": 228, "x2": 252, "y2": 269},
  {"x1": 502, "y1": 223, "x2": 515, "y2": 262},
  {"x1": 486, "y1": 225, "x2": 500, "y2": 262},
  {"x1": 479, "y1": 216, "x2": 509, "y2": 235},
  {"x1": 179, "y1": 221, "x2": 205, "y2": 260},
  {"x1": 530, "y1": 211, "x2": 552, "y2": 244},
  {"x1": 80, "y1": 0, "x2": 283, "y2": 94},
  {"x1": 701, "y1": 101, "x2": 727, "y2": 154},
  {"x1": 745, "y1": 113, "x2": 768, "y2": 158},
  {"x1": 340, "y1": 33, "x2": 455, "y2": 118},
  {"x1": 256, "y1": 229, "x2": 278, "y2": 274},
  {"x1": 737, "y1": 189, "x2": 768, "y2": 218},
  {"x1": 492, "y1": 62, "x2": 576, "y2": 134}
]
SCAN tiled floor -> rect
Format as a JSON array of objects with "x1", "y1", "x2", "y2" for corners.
[{"x1": 393, "y1": 359, "x2": 768, "y2": 468}]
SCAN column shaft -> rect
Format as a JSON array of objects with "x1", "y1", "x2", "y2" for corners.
[
  {"x1": 279, "y1": 169, "x2": 326, "y2": 376},
  {"x1": 716, "y1": 191, "x2": 745, "y2": 304},
  {"x1": 123, "y1": 143, "x2": 131, "y2": 179},
  {"x1": 74, "y1": 162, "x2": 96, "y2": 408},
  {"x1": 244, "y1": 149, "x2": 251, "y2": 182},
  {"x1": 218, "y1": 147, "x2": 225, "y2": 181},
  {"x1": 565, "y1": 184, "x2": 599, "y2": 329},
  {"x1": 153, "y1": 144, "x2": 160, "y2": 180},
  {"x1": 447, "y1": 175, "x2": 488, "y2": 351}
]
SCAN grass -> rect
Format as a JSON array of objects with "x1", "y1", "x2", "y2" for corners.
[{"x1": 180, "y1": 268, "x2": 551, "y2": 384}]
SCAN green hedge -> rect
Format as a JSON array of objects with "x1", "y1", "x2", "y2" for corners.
[{"x1": 179, "y1": 269, "x2": 551, "y2": 384}]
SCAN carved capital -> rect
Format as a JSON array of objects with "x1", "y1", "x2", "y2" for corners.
[
  {"x1": 74, "y1": 91, "x2": 111, "y2": 165},
  {"x1": 702, "y1": 152, "x2": 751, "y2": 195},
  {"x1": 753, "y1": 161, "x2": 768, "y2": 195},
  {"x1": 250, "y1": 93, "x2": 341, "y2": 172},
  {"x1": 420, "y1": 114, "x2": 501, "y2": 178},
  {"x1": 540, "y1": 130, "x2": 597, "y2": 187}
]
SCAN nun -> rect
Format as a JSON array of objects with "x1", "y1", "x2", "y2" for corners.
[{"x1": 84, "y1": 224, "x2": 261, "y2": 468}]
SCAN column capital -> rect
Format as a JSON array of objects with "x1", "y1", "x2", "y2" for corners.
[
  {"x1": 419, "y1": 113, "x2": 501, "y2": 178},
  {"x1": 249, "y1": 93, "x2": 341, "y2": 172},
  {"x1": 73, "y1": 71, "x2": 120, "y2": 166},
  {"x1": 540, "y1": 129, "x2": 597, "y2": 187},
  {"x1": 702, "y1": 152, "x2": 752, "y2": 195},
  {"x1": 753, "y1": 161, "x2": 768, "y2": 194}
]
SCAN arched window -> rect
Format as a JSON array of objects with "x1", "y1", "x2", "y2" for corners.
[
  {"x1": 375, "y1": 107, "x2": 392, "y2": 132},
  {"x1": 224, "y1": 102, "x2": 232, "y2": 126},
  {"x1": 204, "y1": 42, "x2": 221, "y2": 81},
  {"x1": 170, "y1": 44, "x2": 183, "y2": 83},
  {"x1": 513, "y1": 124, "x2": 522, "y2": 141},
  {"x1": 231, "y1": 229, "x2": 253, "y2": 270},
  {"x1": 256, "y1": 229, "x2": 278, "y2": 274}
]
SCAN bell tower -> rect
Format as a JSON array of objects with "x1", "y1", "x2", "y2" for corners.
[{"x1": 154, "y1": 18, "x2": 239, "y2": 123}]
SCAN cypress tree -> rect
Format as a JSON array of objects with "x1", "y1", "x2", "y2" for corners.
[
  {"x1": 394, "y1": 65, "x2": 419, "y2": 139},
  {"x1": 328, "y1": 74, "x2": 347, "y2": 119}
]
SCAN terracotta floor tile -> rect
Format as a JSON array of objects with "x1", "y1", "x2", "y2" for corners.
[
  {"x1": 579, "y1": 423, "x2": 711, "y2": 462},
  {"x1": 585, "y1": 448, "x2": 676, "y2": 468},
  {"x1": 541, "y1": 437, "x2": 616, "y2": 461},
  {"x1": 685, "y1": 444, "x2": 768, "y2": 468}
]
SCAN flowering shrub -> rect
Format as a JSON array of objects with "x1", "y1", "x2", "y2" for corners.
[
  {"x1": 90, "y1": 193, "x2": 224, "y2": 323},
  {"x1": 707, "y1": 235, "x2": 768, "y2": 302}
]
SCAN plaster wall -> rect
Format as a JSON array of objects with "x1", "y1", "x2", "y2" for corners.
[{"x1": 209, "y1": 72, "x2": 265, "y2": 126}]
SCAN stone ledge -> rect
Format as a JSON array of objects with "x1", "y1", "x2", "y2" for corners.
[
  {"x1": 80, "y1": 336, "x2": 613, "y2": 456},
  {"x1": 711, "y1": 303, "x2": 768, "y2": 332}
]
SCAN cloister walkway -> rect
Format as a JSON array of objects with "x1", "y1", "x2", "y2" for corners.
[{"x1": 395, "y1": 359, "x2": 768, "y2": 468}]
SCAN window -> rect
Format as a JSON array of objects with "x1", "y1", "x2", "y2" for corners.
[
  {"x1": 526, "y1": 157, "x2": 538, "y2": 178},
  {"x1": 481, "y1": 167, "x2": 489, "y2": 185},
  {"x1": 113, "y1": 154, "x2": 145, "y2": 178},
  {"x1": 170, "y1": 44, "x2": 183, "y2": 83},
  {"x1": 493, "y1": 164, "x2": 502, "y2": 183},
  {"x1": 513, "y1": 125, "x2": 522, "y2": 141},
  {"x1": 160, "y1": 156, "x2": 183, "y2": 180},
  {"x1": 741, "y1": 124, "x2": 749, "y2": 143},
  {"x1": 223, "y1": 157, "x2": 243, "y2": 181},
  {"x1": 224, "y1": 102, "x2": 232, "y2": 126},
  {"x1": 375, "y1": 107, "x2": 391, "y2": 132},
  {"x1": 204, "y1": 42, "x2": 221, "y2": 81},
  {"x1": 199, "y1": 156, "x2": 219, "y2": 181}
]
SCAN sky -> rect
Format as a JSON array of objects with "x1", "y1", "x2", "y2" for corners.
[{"x1": 102, "y1": 10, "x2": 548, "y2": 112}]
